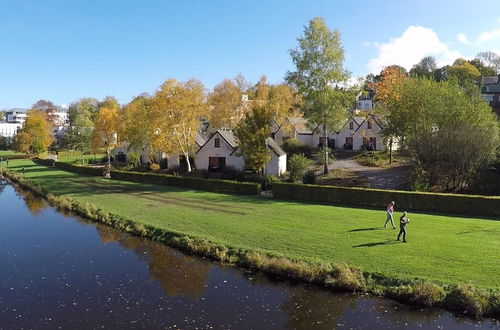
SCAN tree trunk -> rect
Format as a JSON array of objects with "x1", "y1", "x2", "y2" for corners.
[
  {"x1": 105, "y1": 148, "x2": 111, "y2": 178},
  {"x1": 323, "y1": 124, "x2": 329, "y2": 175},
  {"x1": 389, "y1": 136, "x2": 393, "y2": 164},
  {"x1": 184, "y1": 152, "x2": 191, "y2": 172}
]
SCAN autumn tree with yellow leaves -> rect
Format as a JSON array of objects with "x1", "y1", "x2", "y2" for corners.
[
  {"x1": 91, "y1": 99, "x2": 119, "y2": 178},
  {"x1": 13, "y1": 110, "x2": 53, "y2": 157},
  {"x1": 152, "y1": 78, "x2": 208, "y2": 172},
  {"x1": 208, "y1": 76, "x2": 246, "y2": 129}
]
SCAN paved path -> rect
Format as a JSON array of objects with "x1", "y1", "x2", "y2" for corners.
[{"x1": 329, "y1": 154, "x2": 410, "y2": 190}]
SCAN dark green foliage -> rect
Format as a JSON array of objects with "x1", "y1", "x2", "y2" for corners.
[
  {"x1": 272, "y1": 182, "x2": 500, "y2": 217},
  {"x1": 302, "y1": 170, "x2": 317, "y2": 184},
  {"x1": 281, "y1": 138, "x2": 313, "y2": 158}
]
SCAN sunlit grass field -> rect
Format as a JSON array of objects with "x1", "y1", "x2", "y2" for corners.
[{"x1": 3, "y1": 158, "x2": 499, "y2": 289}]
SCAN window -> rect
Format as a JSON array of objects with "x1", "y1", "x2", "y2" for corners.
[
  {"x1": 367, "y1": 120, "x2": 372, "y2": 129},
  {"x1": 214, "y1": 137, "x2": 220, "y2": 148},
  {"x1": 349, "y1": 122, "x2": 354, "y2": 130}
]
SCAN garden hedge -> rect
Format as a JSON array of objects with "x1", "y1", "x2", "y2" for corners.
[
  {"x1": 34, "y1": 159, "x2": 261, "y2": 195},
  {"x1": 273, "y1": 182, "x2": 500, "y2": 218}
]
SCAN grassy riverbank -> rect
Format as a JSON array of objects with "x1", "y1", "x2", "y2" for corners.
[{"x1": 2, "y1": 159, "x2": 500, "y2": 316}]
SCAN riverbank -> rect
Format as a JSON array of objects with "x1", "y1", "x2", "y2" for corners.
[{"x1": 2, "y1": 159, "x2": 499, "y2": 318}]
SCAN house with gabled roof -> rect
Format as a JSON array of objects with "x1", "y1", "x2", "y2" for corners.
[
  {"x1": 195, "y1": 129, "x2": 287, "y2": 176},
  {"x1": 481, "y1": 75, "x2": 500, "y2": 115},
  {"x1": 272, "y1": 117, "x2": 317, "y2": 146}
]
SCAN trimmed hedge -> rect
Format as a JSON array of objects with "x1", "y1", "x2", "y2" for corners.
[
  {"x1": 273, "y1": 182, "x2": 500, "y2": 218},
  {"x1": 33, "y1": 158, "x2": 261, "y2": 195}
]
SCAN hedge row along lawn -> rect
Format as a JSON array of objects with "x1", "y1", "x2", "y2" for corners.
[{"x1": 3, "y1": 159, "x2": 500, "y2": 290}]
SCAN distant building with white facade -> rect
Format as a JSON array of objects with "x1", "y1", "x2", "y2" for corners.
[
  {"x1": 0, "y1": 123, "x2": 22, "y2": 142},
  {"x1": 5, "y1": 108, "x2": 28, "y2": 124}
]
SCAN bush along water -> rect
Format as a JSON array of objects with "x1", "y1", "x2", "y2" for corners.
[{"x1": 2, "y1": 168, "x2": 499, "y2": 319}]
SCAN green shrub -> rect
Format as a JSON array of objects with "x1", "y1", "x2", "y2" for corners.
[
  {"x1": 272, "y1": 182, "x2": 500, "y2": 217},
  {"x1": 302, "y1": 170, "x2": 317, "y2": 184},
  {"x1": 289, "y1": 153, "x2": 311, "y2": 182},
  {"x1": 281, "y1": 138, "x2": 313, "y2": 158}
]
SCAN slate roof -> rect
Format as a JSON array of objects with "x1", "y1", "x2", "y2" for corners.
[
  {"x1": 481, "y1": 76, "x2": 499, "y2": 85},
  {"x1": 266, "y1": 137, "x2": 286, "y2": 156}
]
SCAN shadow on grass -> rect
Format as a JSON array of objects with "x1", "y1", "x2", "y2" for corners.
[
  {"x1": 348, "y1": 227, "x2": 383, "y2": 232},
  {"x1": 352, "y1": 240, "x2": 399, "y2": 248}
]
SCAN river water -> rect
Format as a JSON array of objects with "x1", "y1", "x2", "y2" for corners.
[{"x1": 0, "y1": 182, "x2": 498, "y2": 329}]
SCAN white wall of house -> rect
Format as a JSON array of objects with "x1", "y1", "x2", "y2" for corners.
[
  {"x1": 0, "y1": 123, "x2": 22, "y2": 142},
  {"x1": 297, "y1": 134, "x2": 313, "y2": 147},
  {"x1": 195, "y1": 132, "x2": 245, "y2": 171},
  {"x1": 354, "y1": 119, "x2": 385, "y2": 151},
  {"x1": 264, "y1": 154, "x2": 287, "y2": 176},
  {"x1": 357, "y1": 99, "x2": 373, "y2": 110}
]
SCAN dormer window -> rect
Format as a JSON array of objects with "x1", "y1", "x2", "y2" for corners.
[
  {"x1": 214, "y1": 137, "x2": 220, "y2": 148},
  {"x1": 367, "y1": 121, "x2": 372, "y2": 129},
  {"x1": 349, "y1": 122, "x2": 354, "y2": 130}
]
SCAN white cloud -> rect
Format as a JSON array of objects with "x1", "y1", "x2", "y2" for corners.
[
  {"x1": 477, "y1": 28, "x2": 500, "y2": 44},
  {"x1": 457, "y1": 33, "x2": 470, "y2": 45},
  {"x1": 367, "y1": 26, "x2": 462, "y2": 74}
]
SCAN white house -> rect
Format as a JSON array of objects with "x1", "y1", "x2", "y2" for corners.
[
  {"x1": 274, "y1": 115, "x2": 386, "y2": 151},
  {"x1": 195, "y1": 129, "x2": 287, "y2": 176},
  {"x1": 5, "y1": 108, "x2": 28, "y2": 124},
  {"x1": 0, "y1": 123, "x2": 22, "y2": 143}
]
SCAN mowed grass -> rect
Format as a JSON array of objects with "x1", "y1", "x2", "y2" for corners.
[{"x1": 4, "y1": 159, "x2": 500, "y2": 289}]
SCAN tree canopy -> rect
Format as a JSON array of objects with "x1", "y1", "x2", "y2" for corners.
[{"x1": 286, "y1": 16, "x2": 352, "y2": 173}]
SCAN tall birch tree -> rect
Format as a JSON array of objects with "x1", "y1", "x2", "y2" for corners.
[{"x1": 286, "y1": 17, "x2": 351, "y2": 174}]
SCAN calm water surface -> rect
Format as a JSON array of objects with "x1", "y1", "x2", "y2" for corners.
[{"x1": 0, "y1": 182, "x2": 498, "y2": 329}]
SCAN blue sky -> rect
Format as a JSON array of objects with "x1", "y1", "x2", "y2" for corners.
[{"x1": 1, "y1": 0, "x2": 500, "y2": 108}]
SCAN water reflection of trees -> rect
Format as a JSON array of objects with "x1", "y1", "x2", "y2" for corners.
[
  {"x1": 21, "y1": 190, "x2": 47, "y2": 215},
  {"x1": 95, "y1": 225, "x2": 209, "y2": 299}
]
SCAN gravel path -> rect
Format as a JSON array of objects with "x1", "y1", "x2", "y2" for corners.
[{"x1": 328, "y1": 155, "x2": 410, "y2": 190}]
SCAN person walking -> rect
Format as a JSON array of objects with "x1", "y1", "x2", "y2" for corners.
[
  {"x1": 21, "y1": 166, "x2": 25, "y2": 175},
  {"x1": 384, "y1": 201, "x2": 396, "y2": 229},
  {"x1": 6, "y1": 159, "x2": 9, "y2": 168},
  {"x1": 397, "y1": 211, "x2": 410, "y2": 243}
]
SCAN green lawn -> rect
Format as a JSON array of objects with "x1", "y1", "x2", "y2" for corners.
[{"x1": 3, "y1": 159, "x2": 500, "y2": 289}]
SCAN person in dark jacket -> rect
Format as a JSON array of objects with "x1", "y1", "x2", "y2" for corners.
[{"x1": 397, "y1": 211, "x2": 410, "y2": 242}]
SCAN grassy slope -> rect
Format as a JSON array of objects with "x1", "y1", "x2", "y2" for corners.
[{"x1": 4, "y1": 159, "x2": 500, "y2": 289}]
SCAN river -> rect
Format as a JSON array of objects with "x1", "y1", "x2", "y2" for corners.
[{"x1": 0, "y1": 182, "x2": 498, "y2": 329}]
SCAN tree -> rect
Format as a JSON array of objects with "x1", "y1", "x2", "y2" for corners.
[
  {"x1": 268, "y1": 84, "x2": 302, "y2": 124},
  {"x1": 151, "y1": 78, "x2": 208, "y2": 172},
  {"x1": 469, "y1": 58, "x2": 497, "y2": 76},
  {"x1": 234, "y1": 105, "x2": 273, "y2": 173},
  {"x1": 208, "y1": 76, "x2": 245, "y2": 129},
  {"x1": 409, "y1": 56, "x2": 437, "y2": 79},
  {"x1": 13, "y1": 110, "x2": 53, "y2": 157},
  {"x1": 286, "y1": 17, "x2": 352, "y2": 174},
  {"x1": 91, "y1": 103, "x2": 119, "y2": 178},
  {"x1": 31, "y1": 99, "x2": 61, "y2": 125},
  {"x1": 448, "y1": 58, "x2": 481, "y2": 85},
  {"x1": 288, "y1": 153, "x2": 311, "y2": 182},
  {"x1": 118, "y1": 95, "x2": 154, "y2": 165},
  {"x1": 381, "y1": 78, "x2": 499, "y2": 191},
  {"x1": 370, "y1": 66, "x2": 408, "y2": 163},
  {"x1": 65, "y1": 98, "x2": 99, "y2": 153},
  {"x1": 475, "y1": 51, "x2": 500, "y2": 74}
]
